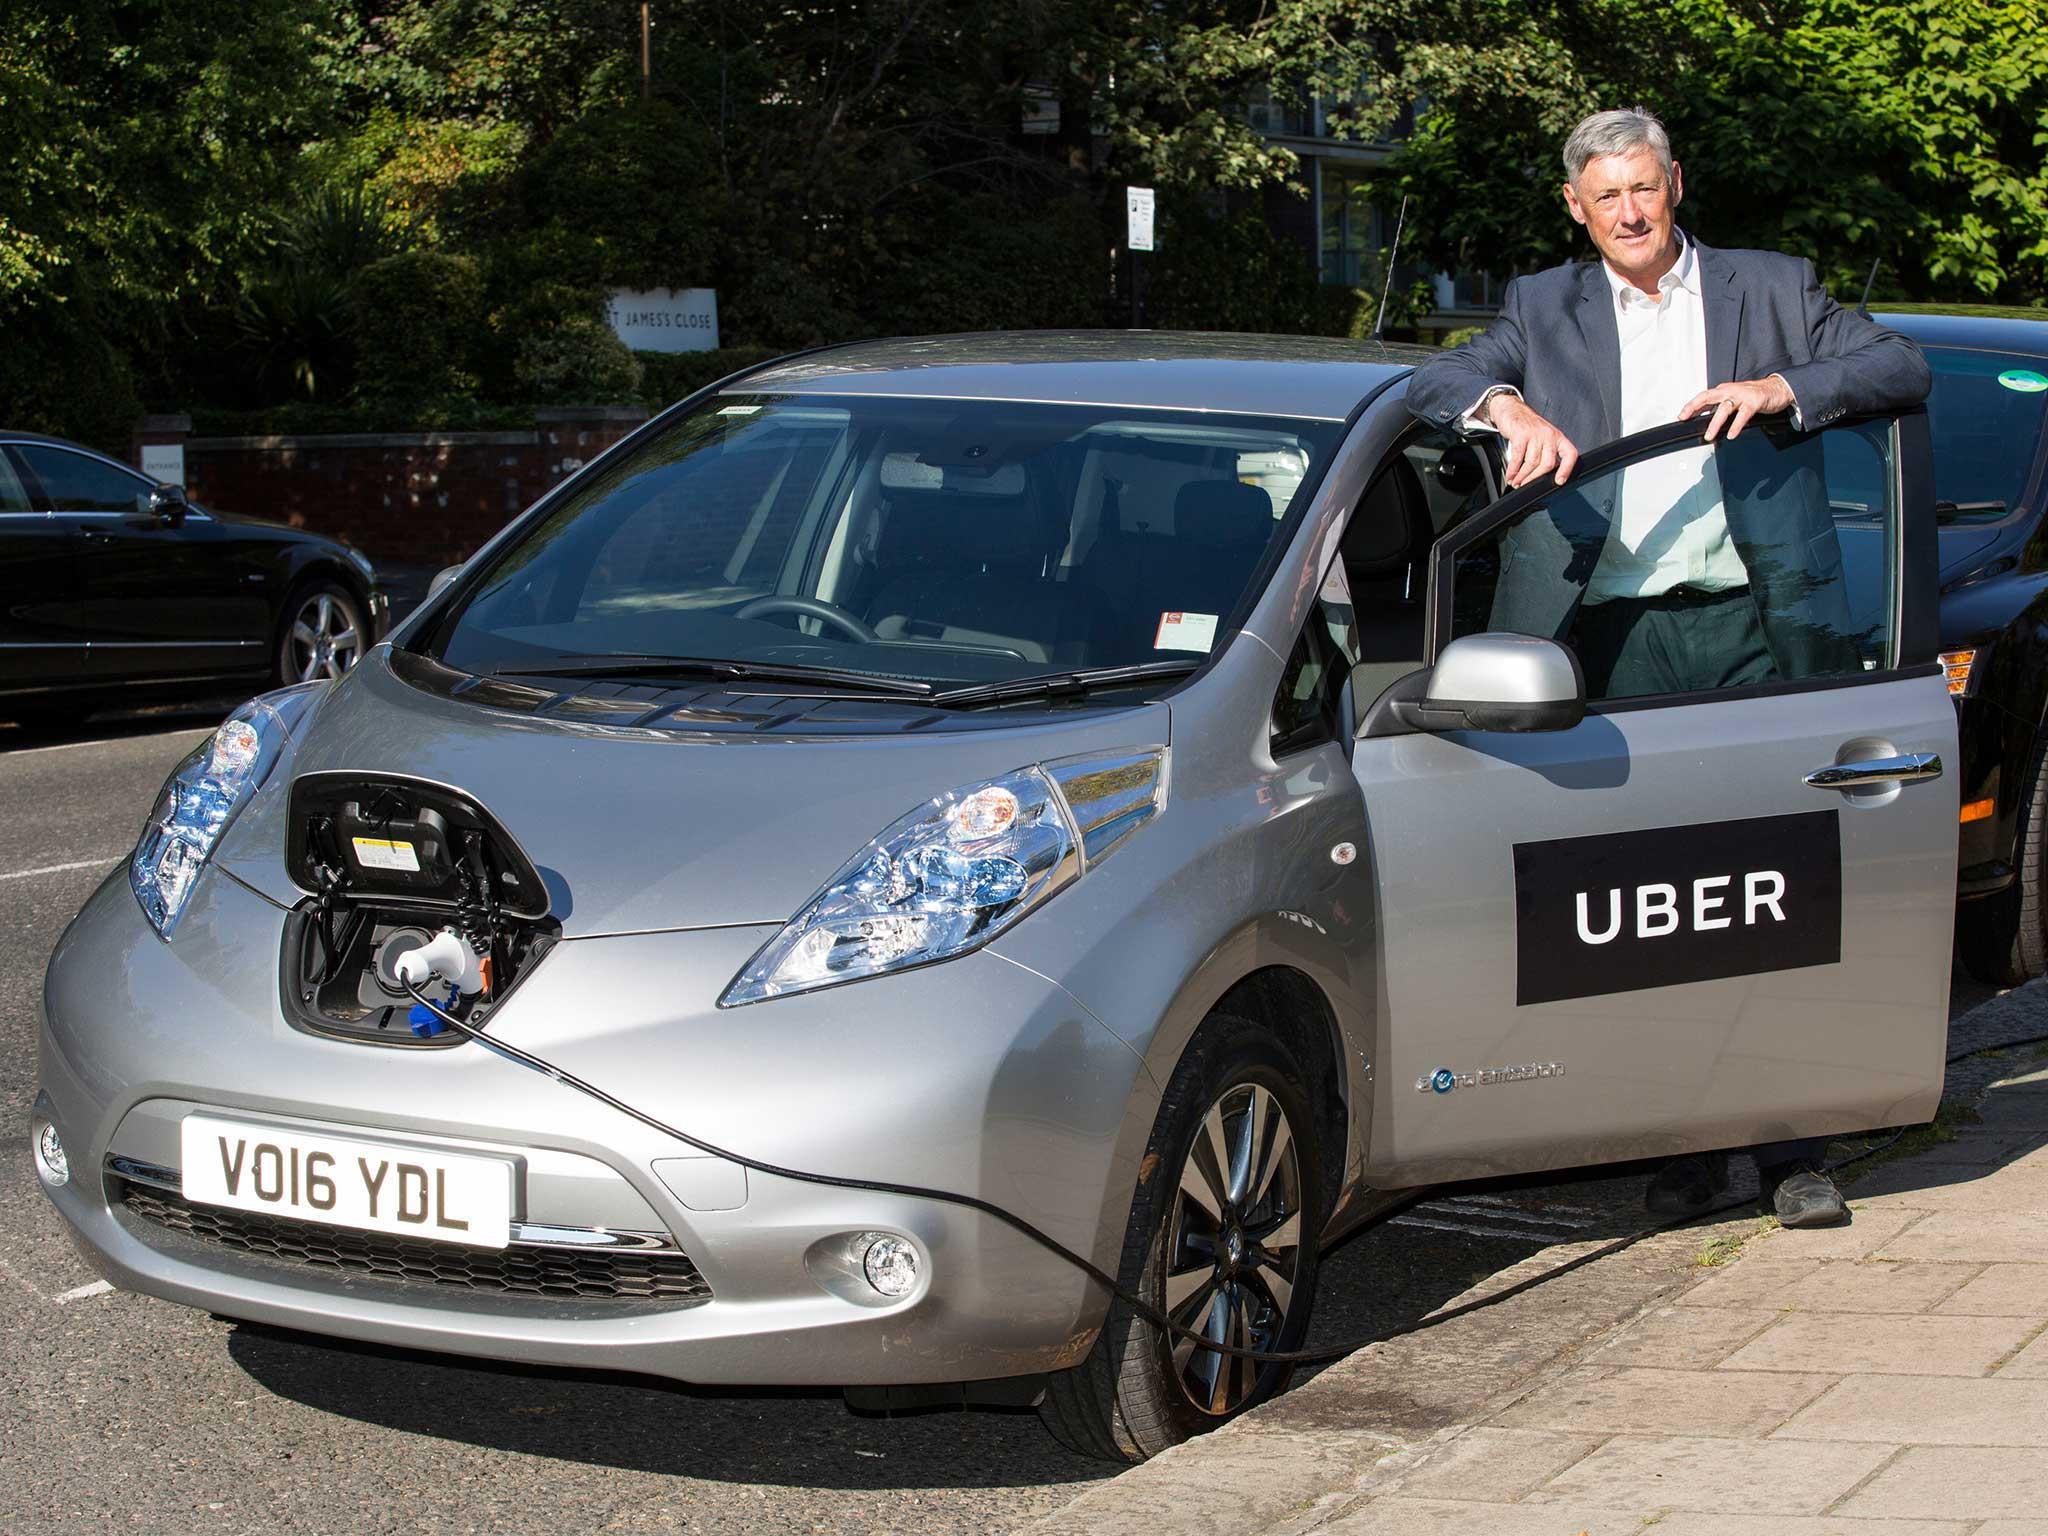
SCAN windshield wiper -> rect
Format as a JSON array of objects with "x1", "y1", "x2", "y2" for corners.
[
  {"x1": 485, "y1": 654, "x2": 935, "y2": 697},
  {"x1": 931, "y1": 658, "x2": 1203, "y2": 708}
]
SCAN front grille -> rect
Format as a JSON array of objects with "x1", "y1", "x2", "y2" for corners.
[{"x1": 113, "y1": 1180, "x2": 713, "y2": 1304}]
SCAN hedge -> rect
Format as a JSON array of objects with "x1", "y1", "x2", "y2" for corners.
[{"x1": 635, "y1": 347, "x2": 786, "y2": 410}]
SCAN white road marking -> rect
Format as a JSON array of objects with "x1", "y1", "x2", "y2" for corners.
[
  {"x1": 1390, "y1": 1213, "x2": 1580, "y2": 1243},
  {"x1": 0, "y1": 854, "x2": 123, "y2": 883},
  {"x1": 53, "y1": 1280, "x2": 113, "y2": 1304}
]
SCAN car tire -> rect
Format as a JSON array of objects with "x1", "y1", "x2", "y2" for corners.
[
  {"x1": 275, "y1": 581, "x2": 366, "y2": 687},
  {"x1": 1038, "y1": 1012, "x2": 1325, "y2": 1463}
]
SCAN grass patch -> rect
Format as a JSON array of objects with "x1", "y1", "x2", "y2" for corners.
[
  {"x1": 1695, "y1": 1217, "x2": 1777, "y2": 1268},
  {"x1": 1833, "y1": 1100, "x2": 1982, "y2": 1187}
]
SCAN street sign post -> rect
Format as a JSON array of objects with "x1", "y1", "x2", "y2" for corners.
[{"x1": 1125, "y1": 186, "x2": 1155, "y2": 328}]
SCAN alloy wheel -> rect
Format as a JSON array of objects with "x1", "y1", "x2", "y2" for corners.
[
  {"x1": 1164, "y1": 1080, "x2": 1303, "y2": 1416},
  {"x1": 286, "y1": 590, "x2": 362, "y2": 682}
]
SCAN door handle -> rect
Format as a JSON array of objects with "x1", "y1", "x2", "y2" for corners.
[{"x1": 1805, "y1": 751, "x2": 1943, "y2": 790}]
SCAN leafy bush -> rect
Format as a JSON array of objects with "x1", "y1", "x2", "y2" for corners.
[
  {"x1": 514, "y1": 315, "x2": 643, "y2": 404},
  {"x1": 0, "y1": 303, "x2": 142, "y2": 452},
  {"x1": 636, "y1": 347, "x2": 785, "y2": 409},
  {"x1": 868, "y1": 192, "x2": 1109, "y2": 335},
  {"x1": 348, "y1": 251, "x2": 485, "y2": 405},
  {"x1": 1145, "y1": 204, "x2": 1323, "y2": 333},
  {"x1": 233, "y1": 183, "x2": 413, "y2": 402},
  {"x1": 1438, "y1": 324, "x2": 1491, "y2": 349}
]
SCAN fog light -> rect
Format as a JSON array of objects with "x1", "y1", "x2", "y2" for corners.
[
  {"x1": 33, "y1": 1119, "x2": 69, "y2": 1187},
  {"x1": 860, "y1": 1233, "x2": 920, "y2": 1298}
]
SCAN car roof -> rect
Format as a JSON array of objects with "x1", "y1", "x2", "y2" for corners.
[
  {"x1": 1877, "y1": 307, "x2": 2048, "y2": 356},
  {"x1": 0, "y1": 430, "x2": 117, "y2": 453},
  {"x1": 728, "y1": 330, "x2": 1433, "y2": 422}
]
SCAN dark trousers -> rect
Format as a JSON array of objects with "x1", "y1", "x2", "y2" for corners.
[
  {"x1": 1574, "y1": 589, "x2": 1830, "y2": 1178},
  {"x1": 1572, "y1": 585, "x2": 1776, "y2": 700}
]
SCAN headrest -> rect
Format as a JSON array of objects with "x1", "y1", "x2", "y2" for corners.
[
  {"x1": 884, "y1": 493, "x2": 1046, "y2": 568},
  {"x1": 1175, "y1": 479, "x2": 1273, "y2": 549},
  {"x1": 1343, "y1": 474, "x2": 1414, "y2": 576}
]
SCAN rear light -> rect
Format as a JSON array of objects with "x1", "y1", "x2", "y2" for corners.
[
  {"x1": 1940, "y1": 648, "x2": 1977, "y2": 696},
  {"x1": 1961, "y1": 798, "x2": 1995, "y2": 824}
]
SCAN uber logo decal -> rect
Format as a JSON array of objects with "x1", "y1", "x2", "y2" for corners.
[{"x1": 1513, "y1": 810, "x2": 1841, "y2": 1006}]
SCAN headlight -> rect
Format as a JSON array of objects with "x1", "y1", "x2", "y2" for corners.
[
  {"x1": 130, "y1": 695, "x2": 305, "y2": 937},
  {"x1": 721, "y1": 750, "x2": 1166, "y2": 1006}
]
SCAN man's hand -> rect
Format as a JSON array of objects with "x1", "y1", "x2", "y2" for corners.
[
  {"x1": 1679, "y1": 375, "x2": 1796, "y2": 441},
  {"x1": 1484, "y1": 394, "x2": 1580, "y2": 488}
]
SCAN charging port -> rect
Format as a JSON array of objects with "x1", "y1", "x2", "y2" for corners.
[{"x1": 279, "y1": 772, "x2": 558, "y2": 1048}]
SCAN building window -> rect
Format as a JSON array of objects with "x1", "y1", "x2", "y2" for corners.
[{"x1": 1320, "y1": 164, "x2": 1382, "y2": 287}]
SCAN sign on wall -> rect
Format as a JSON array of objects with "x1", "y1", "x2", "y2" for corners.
[
  {"x1": 605, "y1": 288, "x2": 720, "y2": 353},
  {"x1": 141, "y1": 443, "x2": 185, "y2": 487}
]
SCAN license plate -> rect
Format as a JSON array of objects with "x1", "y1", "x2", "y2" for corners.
[{"x1": 179, "y1": 1115, "x2": 512, "y2": 1250}]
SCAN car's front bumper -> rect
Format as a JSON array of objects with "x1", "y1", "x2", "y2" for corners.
[{"x1": 37, "y1": 866, "x2": 1157, "y2": 1386}]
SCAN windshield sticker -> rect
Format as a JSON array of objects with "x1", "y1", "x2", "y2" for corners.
[
  {"x1": 1512, "y1": 810, "x2": 1841, "y2": 1005},
  {"x1": 1155, "y1": 611, "x2": 1219, "y2": 653},
  {"x1": 716, "y1": 404, "x2": 762, "y2": 415},
  {"x1": 1998, "y1": 369, "x2": 2048, "y2": 393},
  {"x1": 352, "y1": 837, "x2": 422, "y2": 874}
]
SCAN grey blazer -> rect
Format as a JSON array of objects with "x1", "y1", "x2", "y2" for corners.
[{"x1": 1405, "y1": 238, "x2": 1932, "y2": 680}]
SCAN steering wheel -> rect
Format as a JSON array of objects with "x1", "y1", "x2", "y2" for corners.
[{"x1": 733, "y1": 594, "x2": 879, "y2": 644}]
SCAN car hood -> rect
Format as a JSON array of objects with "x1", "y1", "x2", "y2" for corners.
[
  {"x1": 215, "y1": 649, "x2": 1171, "y2": 936},
  {"x1": 1938, "y1": 523, "x2": 2010, "y2": 579}
]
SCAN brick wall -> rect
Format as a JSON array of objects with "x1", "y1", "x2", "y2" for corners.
[{"x1": 143, "y1": 407, "x2": 649, "y2": 568}]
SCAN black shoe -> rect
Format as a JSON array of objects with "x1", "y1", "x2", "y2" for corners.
[
  {"x1": 1763, "y1": 1165, "x2": 1849, "y2": 1228},
  {"x1": 1645, "y1": 1152, "x2": 1730, "y2": 1215}
]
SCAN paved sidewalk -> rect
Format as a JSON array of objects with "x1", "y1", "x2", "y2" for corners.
[{"x1": 1031, "y1": 980, "x2": 2048, "y2": 1536}]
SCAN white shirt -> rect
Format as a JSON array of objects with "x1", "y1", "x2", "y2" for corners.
[
  {"x1": 1587, "y1": 235, "x2": 1746, "y2": 601},
  {"x1": 1463, "y1": 234, "x2": 1749, "y2": 602}
]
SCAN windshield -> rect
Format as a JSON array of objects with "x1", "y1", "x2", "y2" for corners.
[
  {"x1": 1924, "y1": 346, "x2": 2048, "y2": 522},
  {"x1": 422, "y1": 392, "x2": 1343, "y2": 689}
]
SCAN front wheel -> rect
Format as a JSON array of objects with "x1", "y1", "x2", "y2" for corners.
[
  {"x1": 275, "y1": 584, "x2": 366, "y2": 686},
  {"x1": 1039, "y1": 1014, "x2": 1324, "y2": 1462}
]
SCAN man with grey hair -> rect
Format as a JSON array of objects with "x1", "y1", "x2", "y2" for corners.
[{"x1": 1406, "y1": 106, "x2": 1930, "y2": 1229}]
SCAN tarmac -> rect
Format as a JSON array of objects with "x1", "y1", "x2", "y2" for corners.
[{"x1": 1028, "y1": 977, "x2": 2048, "y2": 1536}]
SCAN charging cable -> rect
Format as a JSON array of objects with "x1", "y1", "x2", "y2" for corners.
[{"x1": 405, "y1": 980, "x2": 2046, "y2": 1367}]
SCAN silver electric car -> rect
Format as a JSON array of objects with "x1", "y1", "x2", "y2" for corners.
[{"x1": 36, "y1": 333, "x2": 1957, "y2": 1462}]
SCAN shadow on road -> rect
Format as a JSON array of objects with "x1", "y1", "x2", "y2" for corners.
[
  {"x1": 223, "y1": 1323, "x2": 1116, "y2": 1488},
  {"x1": 0, "y1": 694, "x2": 241, "y2": 754}
]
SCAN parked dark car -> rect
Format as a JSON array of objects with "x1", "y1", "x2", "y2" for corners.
[
  {"x1": 0, "y1": 432, "x2": 387, "y2": 726},
  {"x1": 1877, "y1": 309, "x2": 2048, "y2": 984}
]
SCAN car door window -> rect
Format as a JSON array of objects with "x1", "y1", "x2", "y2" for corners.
[
  {"x1": 0, "y1": 451, "x2": 32, "y2": 514},
  {"x1": 16, "y1": 445, "x2": 150, "y2": 515},
  {"x1": 1441, "y1": 417, "x2": 1897, "y2": 703},
  {"x1": 1920, "y1": 346, "x2": 2048, "y2": 522}
]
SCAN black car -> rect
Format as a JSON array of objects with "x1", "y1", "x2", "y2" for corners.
[
  {"x1": 0, "y1": 432, "x2": 387, "y2": 725},
  {"x1": 1879, "y1": 309, "x2": 2048, "y2": 984}
]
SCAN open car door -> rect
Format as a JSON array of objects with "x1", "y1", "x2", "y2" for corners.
[{"x1": 1351, "y1": 409, "x2": 1956, "y2": 1186}]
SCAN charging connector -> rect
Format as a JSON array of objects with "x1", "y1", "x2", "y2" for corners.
[{"x1": 394, "y1": 929, "x2": 485, "y2": 995}]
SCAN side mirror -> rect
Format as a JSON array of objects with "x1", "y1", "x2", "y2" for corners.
[
  {"x1": 1383, "y1": 633, "x2": 1585, "y2": 734},
  {"x1": 427, "y1": 564, "x2": 463, "y2": 599},
  {"x1": 148, "y1": 482, "x2": 188, "y2": 527}
]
